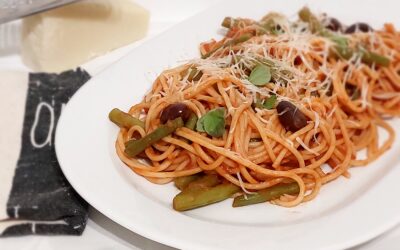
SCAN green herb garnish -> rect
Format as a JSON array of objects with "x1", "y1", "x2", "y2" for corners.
[
  {"x1": 196, "y1": 108, "x2": 226, "y2": 137},
  {"x1": 255, "y1": 95, "x2": 277, "y2": 110},
  {"x1": 263, "y1": 94, "x2": 277, "y2": 109},
  {"x1": 248, "y1": 64, "x2": 272, "y2": 86}
]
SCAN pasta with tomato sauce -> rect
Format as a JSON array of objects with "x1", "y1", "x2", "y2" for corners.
[{"x1": 109, "y1": 7, "x2": 400, "y2": 211}]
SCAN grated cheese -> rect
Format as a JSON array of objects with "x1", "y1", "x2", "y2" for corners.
[
  {"x1": 236, "y1": 172, "x2": 256, "y2": 195},
  {"x1": 296, "y1": 137, "x2": 319, "y2": 156},
  {"x1": 313, "y1": 111, "x2": 320, "y2": 145}
]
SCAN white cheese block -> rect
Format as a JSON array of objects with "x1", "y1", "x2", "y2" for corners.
[{"x1": 21, "y1": 0, "x2": 150, "y2": 73}]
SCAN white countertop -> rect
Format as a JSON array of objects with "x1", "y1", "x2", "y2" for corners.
[{"x1": 1, "y1": 0, "x2": 400, "y2": 249}]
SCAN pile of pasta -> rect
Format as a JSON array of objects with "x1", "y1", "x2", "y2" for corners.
[{"x1": 112, "y1": 7, "x2": 400, "y2": 209}]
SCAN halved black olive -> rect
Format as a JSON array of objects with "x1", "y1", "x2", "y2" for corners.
[
  {"x1": 160, "y1": 103, "x2": 191, "y2": 124},
  {"x1": 277, "y1": 101, "x2": 308, "y2": 133},
  {"x1": 324, "y1": 17, "x2": 342, "y2": 32},
  {"x1": 345, "y1": 22, "x2": 373, "y2": 34}
]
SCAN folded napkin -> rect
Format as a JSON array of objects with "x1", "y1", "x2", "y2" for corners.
[{"x1": 0, "y1": 68, "x2": 91, "y2": 236}]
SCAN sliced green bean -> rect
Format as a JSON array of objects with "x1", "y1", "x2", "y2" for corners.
[
  {"x1": 332, "y1": 44, "x2": 353, "y2": 60},
  {"x1": 109, "y1": 108, "x2": 145, "y2": 129},
  {"x1": 124, "y1": 118, "x2": 184, "y2": 157},
  {"x1": 361, "y1": 50, "x2": 390, "y2": 67},
  {"x1": 187, "y1": 68, "x2": 203, "y2": 82},
  {"x1": 221, "y1": 17, "x2": 234, "y2": 29},
  {"x1": 298, "y1": 7, "x2": 325, "y2": 34},
  {"x1": 173, "y1": 183, "x2": 240, "y2": 211},
  {"x1": 185, "y1": 174, "x2": 221, "y2": 191},
  {"x1": 331, "y1": 45, "x2": 390, "y2": 66},
  {"x1": 254, "y1": 99, "x2": 264, "y2": 109},
  {"x1": 185, "y1": 113, "x2": 198, "y2": 130},
  {"x1": 228, "y1": 33, "x2": 252, "y2": 46},
  {"x1": 232, "y1": 182, "x2": 300, "y2": 207},
  {"x1": 202, "y1": 33, "x2": 253, "y2": 59},
  {"x1": 174, "y1": 174, "x2": 203, "y2": 191}
]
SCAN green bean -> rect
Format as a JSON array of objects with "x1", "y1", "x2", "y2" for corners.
[
  {"x1": 185, "y1": 113, "x2": 198, "y2": 130},
  {"x1": 187, "y1": 68, "x2": 203, "y2": 82},
  {"x1": 332, "y1": 44, "x2": 353, "y2": 60},
  {"x1": 254, "y1": 99, "x2": 264, "y2": 109},
  {"x1": 232, "y1": 182, "x2": 299, "y2": 207},
  {"x1": 202, "y1": 33, "x2": 253, "y2": 59},
  {"x1": 298, "y1": 7, "x2": 325, "y2": 34},
  {"x1": 331, "y1": 45, "x2": 390, "y2": 67},
  {"x1": 222, "y1": 17, "x2": 270, "y2": 34},
  {"x1": 228, "y1": 33, "x2": 252, "y2": 46},
  {"x1": 174, "y1": 174, "x2": 202, "y2": 191},
  {"x1": 185, "y1": 174, "x2": 221, "y2": 191},
  {"x1": 361, "y1": 50, "x2": 390, "y2": 67},
  {"x1": 109, "y1": 108, "x2": 145, "y2": 129},
  {"x1": 124, "y1": 117, "x2": 184, "y2": 157},
  {"x1": 333, "y1": 43, "x2": 390, "y2": 66},
  {"x1": 221, "y1": 17, "x2": 234, "y2": 29},
  {"x1": 222, "y1": 16, "x2": 269, "y2": 35},
  {"x1": 173, "y1": 183, "x2": 240, "y2": 211}
]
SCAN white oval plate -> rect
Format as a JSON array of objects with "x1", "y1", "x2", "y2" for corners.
[{"x1": 56, "y1": 0, "x2": 400, "y2": 249}]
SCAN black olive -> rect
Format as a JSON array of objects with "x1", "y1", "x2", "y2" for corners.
[
  {"x1": 345, "y1": 83, "x2": 360, "y2": 100},
  {"x1": 325, "y1": 84, "x2": 334, "y2": 97},
  {"x1": 160, "y1": 103, "x2": 191, "y2": 124},
  {"x1": 293, "y1": 56, "x2": 302, "y2": 66},
  {"x1": 276, "y1": 101, "x2": 308, "y2": 133},
  {"x1": 324, "y1": 17, "x2": 342, "y2": 32},
  {"x1": 310, "y1": 91, "x2": 320, "y2": 97},
  {"x1": 345, "y1": 22, "x2": 373, "y2": 34}
]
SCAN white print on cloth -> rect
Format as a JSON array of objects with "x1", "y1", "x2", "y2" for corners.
[
  {"x1": 29, "y1": 99, "x2": 67, "y2": 149},
  {"x1": 29, "y1": 101, "x2": 54, "y2": 148}
]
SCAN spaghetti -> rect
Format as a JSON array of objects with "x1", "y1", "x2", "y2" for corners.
[{"x1": 111, "y1": 8, "x2": 400, "y2": 210}]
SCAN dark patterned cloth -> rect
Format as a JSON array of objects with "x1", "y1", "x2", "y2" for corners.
[{"x1": 1, "y1": 68, "x2": 90, "y2": 236}]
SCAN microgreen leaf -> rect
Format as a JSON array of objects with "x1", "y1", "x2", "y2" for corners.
[
  {"x1": 254, "y1": 95, "x2": 277, "y2": 110},
  {"x1": 248, "y1": 64, "x2": 271, "y2": 86},
  {"x1": 196, "y1": 108, "x2": 226, "y2": 137},
  {"x1": 263, "y1": 94, "x2": 277, "y2": 109},
  {"x1": 196, "y1": 117, "x2": 205, "y2": 132}
]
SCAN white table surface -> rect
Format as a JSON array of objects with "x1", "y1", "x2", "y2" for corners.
[{"x1": 1, "y1": 0, "x2": 400, "y2": 249}]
